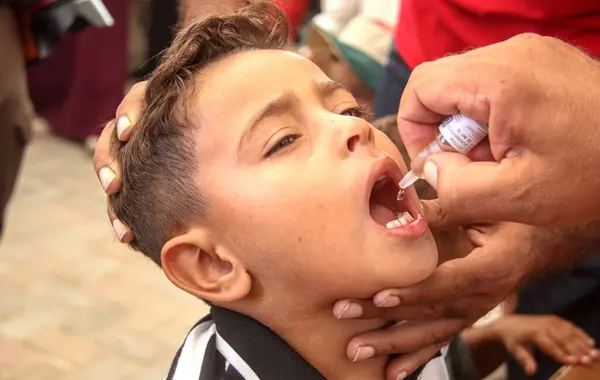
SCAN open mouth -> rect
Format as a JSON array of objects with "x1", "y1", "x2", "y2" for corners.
[{"x1": 367, "y1": 158, "x2": 425, "y2": 236}]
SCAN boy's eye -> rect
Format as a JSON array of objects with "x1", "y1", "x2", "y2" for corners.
[
  {"x1": 341, "y1": 106, "x2": 367, "y2": 119},
  {"x1": 264, "y1": 134, "x2": 301, "y2": 158}
]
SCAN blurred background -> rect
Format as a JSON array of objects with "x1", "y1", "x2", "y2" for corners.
[{"x1": 0, "y1": 1, "x2": 208, "y2": 379}]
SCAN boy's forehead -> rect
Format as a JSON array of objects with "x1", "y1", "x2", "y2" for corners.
[
  {"x1": 198, "y1": 49, "x2": 329, "y2": 110},
  {"x1": 188, "y1": 49, "x2": 331, "y2": 155},
  {"x1": 190, "y1": 49, "x2": 329, "y2": 136}
]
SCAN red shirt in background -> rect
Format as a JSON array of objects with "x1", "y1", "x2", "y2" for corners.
[
  {"x1": 273, "y1": 0, "x2": 310, "y2": 40},
  {"x1": 395, "y1": 0, "x2": 600, "y2": 69}
]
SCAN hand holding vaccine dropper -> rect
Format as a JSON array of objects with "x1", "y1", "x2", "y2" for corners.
[{"x1": 396, "y1": 115, "x2": 487, "y2": 200}]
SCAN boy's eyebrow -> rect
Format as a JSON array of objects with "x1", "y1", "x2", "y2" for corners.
[
  {"x1": 314, "y1": 80, "x2": 349, "y2": 98},
  {"x1": 238, "y1": 90, "x2": 299, "y2": 154},
  {"x1": 237, "y1": 80, "x2": 349, "y2": 154}
]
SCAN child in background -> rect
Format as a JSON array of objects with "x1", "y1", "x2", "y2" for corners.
[
  {"x1": 301, "y1": 0, "x2": 399, "y2": 118},
  {"x1": 463, "y1": 314, "x2": 598, "y2": 378}
]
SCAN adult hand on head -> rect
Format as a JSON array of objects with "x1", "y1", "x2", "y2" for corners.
[
  {"x1": 398, "y1": 33, "x2": 600, "y2": 229},
  {"x1": 93, "y1": 81, "x2": 147, "y2": 243},
  {"x1": 333, "y1": 221, "x2": 600, "y2": 380}
]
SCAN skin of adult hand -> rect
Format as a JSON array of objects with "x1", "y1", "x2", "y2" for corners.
[
  {"x1": 333, "y1": 221, "x2": 600, "y2": 379},
  {"x1": 397, "y1": 33, "x2": 600, "y2": 228},
  {"x1": 92, "y1": 81, "x2": 146, "y2": 242}
]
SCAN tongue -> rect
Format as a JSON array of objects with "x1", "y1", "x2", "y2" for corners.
[{"x1": 369, "y1": 203, "x2": 396, "y2": 226}]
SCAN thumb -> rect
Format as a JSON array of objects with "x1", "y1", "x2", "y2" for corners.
[{"x1": 420, "y1": 152, "x2": 526, "y2": 227}]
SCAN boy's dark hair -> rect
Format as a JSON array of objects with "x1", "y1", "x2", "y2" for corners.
[{"x1": 109, "y1": 1, "x2": 290, "y2": 266}]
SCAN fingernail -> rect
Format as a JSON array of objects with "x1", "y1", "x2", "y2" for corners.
[
  {"x1": 112, "y1": 219, "x2": 128, "y2": 242},
  {"x1": 334, "y1": 302, "x2": 363, "y2": 319},
  {"x1": 590, "y1": 349, "x2": 599, "y2": 358},
  {"x1": 116, "y1": 116, "x2": 132, "y2": 140},
  {"x1": 99, "y1": 167, "x2": 116, "y2": 192},
  {"x1": 581, "y1": 355, "x2": 592, "y2": 365},
  {"x1": 352, "y1": 346, "x2": 375, "y2": 362},
  {"x1": 589, "y1": 338, "x2": 596, "y2": 346},
  {"x1": 375, "y1": 295, "x2": 400, "y2": 308},
  {"x1": 423, "y1": 161, "x2": 438, "y2": 189},
  {"x1": 396, "y1": 371, "x2": 408, "y2": 380}
]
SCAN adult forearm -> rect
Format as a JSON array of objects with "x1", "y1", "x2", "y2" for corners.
[{"x1": 180, "y1": 0, "x2": 248, "y2": 25}]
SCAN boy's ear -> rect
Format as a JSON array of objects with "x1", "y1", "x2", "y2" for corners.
[{"x1": 161, "y1": 228, "x2": 251, "y2": 303}]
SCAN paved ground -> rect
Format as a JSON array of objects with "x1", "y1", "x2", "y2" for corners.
[{"x1": 0, "y1": 127, "x2": 209, "y2": 380}]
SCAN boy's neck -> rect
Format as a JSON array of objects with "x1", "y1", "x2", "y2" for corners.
[{"x1": 253, "y1": 305, "x2": 389, "y2": 380}]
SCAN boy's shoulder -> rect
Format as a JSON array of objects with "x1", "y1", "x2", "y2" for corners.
[
  {"x1": 166, "y1": 307, "x2": 455, "y2": 380},
  {"x1": 165, "y1": 307, "x2": 325, "y2": 380}
]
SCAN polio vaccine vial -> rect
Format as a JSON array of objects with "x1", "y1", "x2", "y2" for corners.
[{"x1": 397, "y1": 115, "x2": 488, "y2": 199}]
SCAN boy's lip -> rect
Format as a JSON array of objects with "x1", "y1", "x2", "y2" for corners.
[
  {"x1": 365, "y1": 156, "x2": 403, "y2": 198},
  {"x1": 365, "y1": 156, "x2": 428, "y2": 239}
]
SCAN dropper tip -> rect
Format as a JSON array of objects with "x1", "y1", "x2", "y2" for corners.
[{"x1": 398, "y1": 170, "x2": 420, "y2": 189}]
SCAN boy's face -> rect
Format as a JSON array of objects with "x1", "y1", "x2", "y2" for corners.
[{"x1": 187, "y1": 50, "x2": 437, "y2": 300}]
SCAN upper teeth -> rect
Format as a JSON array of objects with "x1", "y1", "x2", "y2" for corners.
[
  {"x1": 386, "y1": 211, "x2": 414, "y2": 229},
  {"x1": 374, "y1": 175, "x2": 388, "y2": 190}
]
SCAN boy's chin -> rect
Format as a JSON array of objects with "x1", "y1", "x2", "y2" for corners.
[{"x1": 369, "y1": 260, "x2": 438, "y2": 289}]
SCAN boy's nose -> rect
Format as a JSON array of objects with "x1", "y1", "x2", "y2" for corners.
[{"x1": 343, "y1": 118, "x2": 373, "y2": 154}]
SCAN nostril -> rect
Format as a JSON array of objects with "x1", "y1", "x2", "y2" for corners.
[{"x1": 347, "y1": 135, "x2": 360, "y2": 152}]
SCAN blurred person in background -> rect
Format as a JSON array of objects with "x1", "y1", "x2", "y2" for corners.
[
  {"x1": 0, "y1": 0, "x2": 120, "y2": 240},
  {"x1": 0, "y1": 5, "x2": 34, "y2": 238},
  {"x1": 301, "y1": 0, "x2": 399, "y2": 118},
  {"x1": 133, "y1": 0, "x2": 178, "y2": 80},
  {"x1": 273, "y1": 0, "x2": 320, "y2": 42},
  {"x1": 504, "y1": 262, "x2": 600, "y2": 380},
  {"x1": 27, "y1": 0, "x2": 130, "y2": 148},
  {"x1": 374, "y1": 0, "x2": 600, "y2": 118},
  {"x1": 463, "y1": 307, "x2": 600, "y2": 379}
]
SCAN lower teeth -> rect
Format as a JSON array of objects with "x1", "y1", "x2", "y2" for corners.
[{"x1": 386, "y1": 211, "x2": 414, "y2": 229}]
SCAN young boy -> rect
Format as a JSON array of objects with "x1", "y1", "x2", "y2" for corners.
[{"x1": 110, "y1": 2, "x2": 444, "y2": 379}]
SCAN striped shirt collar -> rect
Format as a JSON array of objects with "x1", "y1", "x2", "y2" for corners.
[{"x1": 166, "y1": 306, "x2": 451, "y2": 380}]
